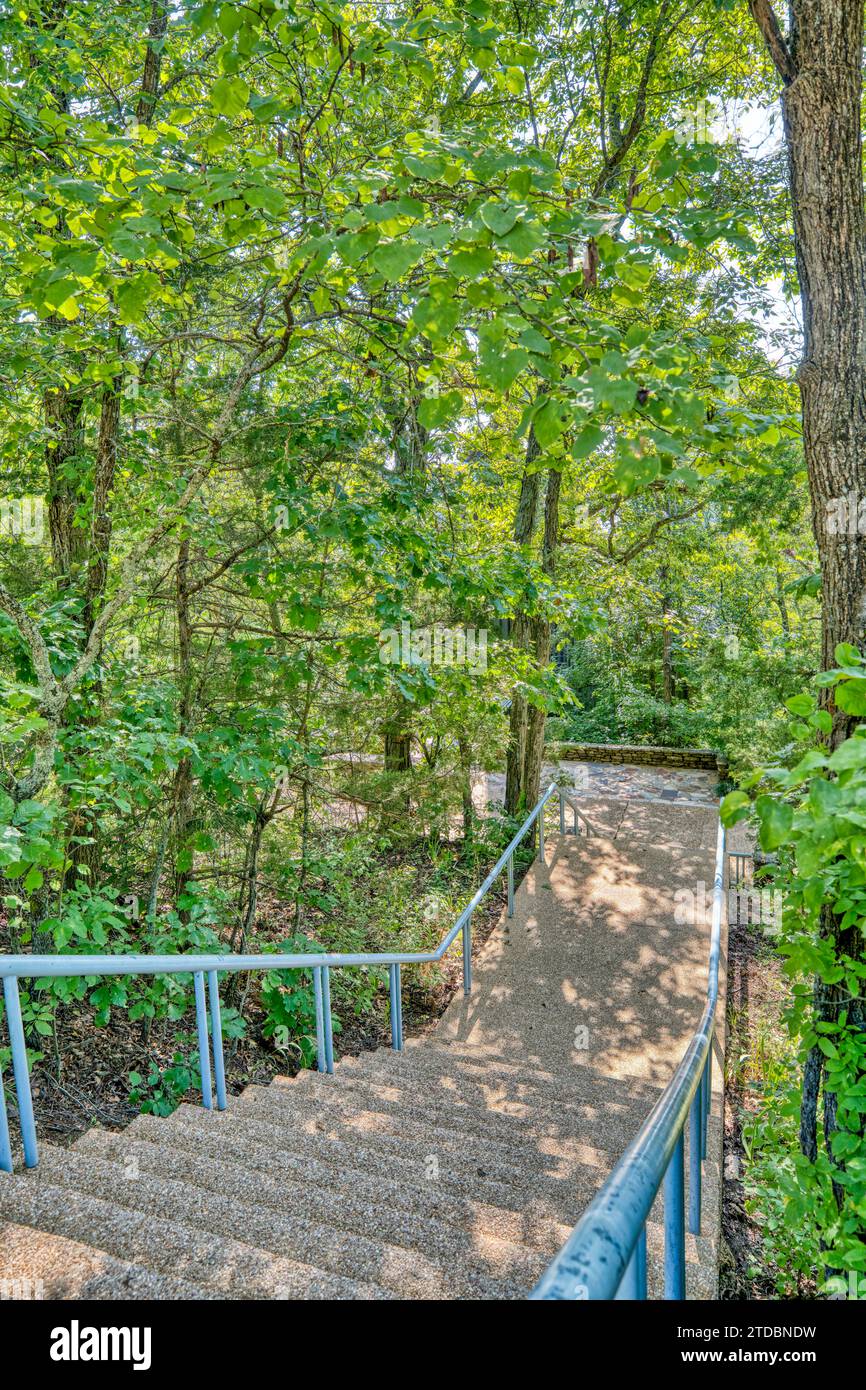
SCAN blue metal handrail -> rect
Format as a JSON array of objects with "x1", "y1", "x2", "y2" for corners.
[
  {"x1": 529, "y1": 816, "x2": 726, "y2": 1301},
  {"x1": 0, "y1": 783, "x2": 560, "y2": 1172}
]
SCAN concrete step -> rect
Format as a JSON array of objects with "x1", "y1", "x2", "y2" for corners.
[
  {"x1": 0, "y1": 1219, "x2": 215, "y2": 1300},
  {"x1": 238, "y1": 1076, "x2": 722, "y2": 1221},
  {"x1": 344, "y1": 1041, "x2": 666, "y2": 1109},
  {"x1": 73, "y1": 1127, "x2": 557, "y2": 1276},
  {"x1": 393, "y1": 1039, "x2": 723, "y2": 1107},
  {"x1": 0, "y1": 1169, "x2": 394, "y2": 1300},
  {"x1": 162, "y1": 1101, "x2": 596, "y2": 1225},
  {"x1": 282, "y1": 1056, "x2": 722, "y2": 1258},
  {"x1": 284, "y1": 1065, "x2": 654, "y2": 1149},
  {"x1": 237, "y1": 1078, "x2": 645, "y2": 1174},
  {"x1": 97, "y1": 1112, "x2": 572, "y2": 1254},
  {"x1": 34, "y1": 1144, "x2": 533, "y2": 1300},
  {"x1": 293, "y1": 1052, "x2": 664, "y2": 1138}
]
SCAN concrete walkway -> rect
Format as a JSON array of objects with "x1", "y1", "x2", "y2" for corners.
[{"x1": 0, "y1": 791, "x2": 725, "y2": 1300}]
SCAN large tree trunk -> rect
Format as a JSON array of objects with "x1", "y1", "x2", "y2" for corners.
[
  {"x1": 45, "y1": 383, "x2": 85, "y2": 583},
  {"x1": 750, "y1": 0, "x2": 866, "y2": 1207},
  {"x1": 752, "y1": 0, "x2": 866, "y2": 695}
]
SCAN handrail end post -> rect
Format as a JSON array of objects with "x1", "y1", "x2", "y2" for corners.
[
  {"x1": 207, "y1": 969, "x2": 227, "y2": 1111},
  {"x1": 3, "y1": 975, "x2": 38, "y2": 1168},
  {"x1": 193, "y1": 970, "x2": 213, "y2": 1111},
  {"x1": 322, "y1": 966, "x2": 334, "y2": 1074}
]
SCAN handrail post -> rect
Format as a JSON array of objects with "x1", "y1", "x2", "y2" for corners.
[
  {"x1": 664, "y1": 1129, "x2": 686, "y2": 1299},
  {"x1": 615, "y1": 1224, "x2": 647, "y2": 1300},
  {"x1": 0, "y1": 1054, "x2": 12, "y2": 1172},
  {"x1": 395, "y1": 963, "x2": 403, "y2": 1049},
  {"x1": 688, "y1": 1085, "x2": 702, "y2": 1234},
  {"x1": 538, "y1": 806, "x2": 545, "y2": 864},
  {"x1": 194, "y1": 971, "x2": 213, "y2": 1110},
  {"x1": 313, "y1": 966, "x2": 326, "y2": 1073},
  {"x1": 463, "y1": 913, "x2": 472, "y2": 995},
  {"x1": 574, "y1": 801, "x2": 579, "y2": 836},
  {"x1": 389, "y1": 964, "x2": 404, "y2": 1050},
  {"x1": 559, "y1": 790, "x2": 565, "y2": 835},
  {"x1": 635, "y1": 1225, "x2": 647, "y2": 1299},
  {"x1": 207, "y1": 970, "x2": 227, "y2": 1111},
  {"x1": 507, "y1": 854, "x2": 514, "y2": 917},
  {"x1": 701, "y1": 1048, "x2": 711, "y2": 1159},
  {"x1": 2, "y1": 976, "x2": 38, "y2": 1167},
  {"x1": 322, "y1": 965, "x2": 334, "y2": 1073}
]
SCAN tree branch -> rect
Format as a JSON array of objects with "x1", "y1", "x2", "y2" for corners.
[{"x1": 747, "y1": 0, "x2": 797, "y2": 84}]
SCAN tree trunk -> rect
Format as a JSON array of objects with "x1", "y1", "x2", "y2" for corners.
[
  {"x1": 752, "y1": 0, "x2": 866, "y2": 702},
  {"x1": 750, "y1": 0, "x2": 866, "y2": 1208},
  {"x1": 45, "y1": 383, "x2": 85, "y2": 583},
  {"x1": 660, "y1": 564, "x2": 673, "y2": 705},
  {"x1": 505, "y1": 433, "x2": 543, "y2": 817},
  {"x1": 81, "y1": 381, "x2": 121, "y2": 636},
  {"x1": 172, "y1": 535, "x2": 195, "y2": 914},
  {"x1": 458, "y1": 735, "x2": 475, "y2": 850},
  {"x1": 522, "y1": 469, "x2": 561, "y2": 814}
]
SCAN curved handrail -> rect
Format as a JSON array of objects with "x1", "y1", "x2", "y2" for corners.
[
  {"x1": 529, "y1": 816, "x2": 726, "y2": 1301},
  {"x1": 0, "y1": 783, "x2": 559, "y2": 1172}
]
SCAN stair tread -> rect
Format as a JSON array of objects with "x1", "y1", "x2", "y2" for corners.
[
  {"x1": 157, "y1": 1102, "x2": 603, "y2": 1221},
  {"x1": 0, "y1": 1171, "x2": 395, "y2": 1300},
  {"x1": 288, "y1": 1059, "x2": 670, "y2": 1140},
  {"x1": 236, "y1": 1080, "x2": 646, "y2": 1171},
  {"x1": 34, "y1": 1144, "x2": 538, "y2": 1300},
  {"x1": 73, "y1": 1126, "x2": 561, "y2": 1267},
  {"x1": 0, "y1": 1219, "x2": 215, "y2": 1301}
]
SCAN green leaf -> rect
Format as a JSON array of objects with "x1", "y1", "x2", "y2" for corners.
[
  {"x1": 720, "y1": 789, "x2": 751, "y2": 825},
  {"x1": 755, "y1": 796, "x2": 793, "y2": 851},
  {"x1": 480, "y1": 201, "x2": 520, "y2": 237},
  {"x1": 571, "y1": 424, "x2": 605, "y2": 459},
  {"x1": 533, "y1": 397, "x2": 571, "y2": 450},
  {"x1": 416, "y1": 391, "x2": 463, "y2": 429},
  {"x1": 498, "y1": 219, "x2": 546, "y2": 258},
  {"x1": 403, "y1": 153, "x2": 446, "y2": 181},
  {"x1": 412, "y1": 287, "x2": 461, "y2": 342},
  {"x1": 244, "y1": 185, "x2": 288, "y2": 216},
  {"x1": 836, "y1": 679, "x2": 866, "y2": 715},
  {"x1": 518, "y1": 326, "x2": 550, "y2": 356},
  {"x1": 211, "y1": 77, "x2": 250, "y2": 118},
  {"x1": 446, "y1": 246, "x2": 494, "y2": 278},
  {"x1": 478, "y1": 344, "x2": 528, "y2": 393},
  {"x1": 785, "y1": 694, "x2": 815, "y2": 717},
  {"x1": 835, "y1": 642, "x2": 863, "y2": 668},
  {"x1": 114, "y1": 271, "x2": 160, "y2": 324},
  {"x1": 337, "y1": 227, "x2": 380, "y2": 265},
  {"x1": 371, "y1": 240, "x2": 424, "y2": 282},
  {"x1": 828, "y1": 738, "x2": 866, "y2": 771}
]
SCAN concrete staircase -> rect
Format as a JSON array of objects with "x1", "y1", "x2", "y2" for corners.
[{"x1": 0, "y1": 796, "x2": 725, "y2": 1300}]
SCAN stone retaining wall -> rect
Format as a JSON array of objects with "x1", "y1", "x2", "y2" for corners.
[{"x1": 548, "y1": 741, "x2": 727, "y2": 772}]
